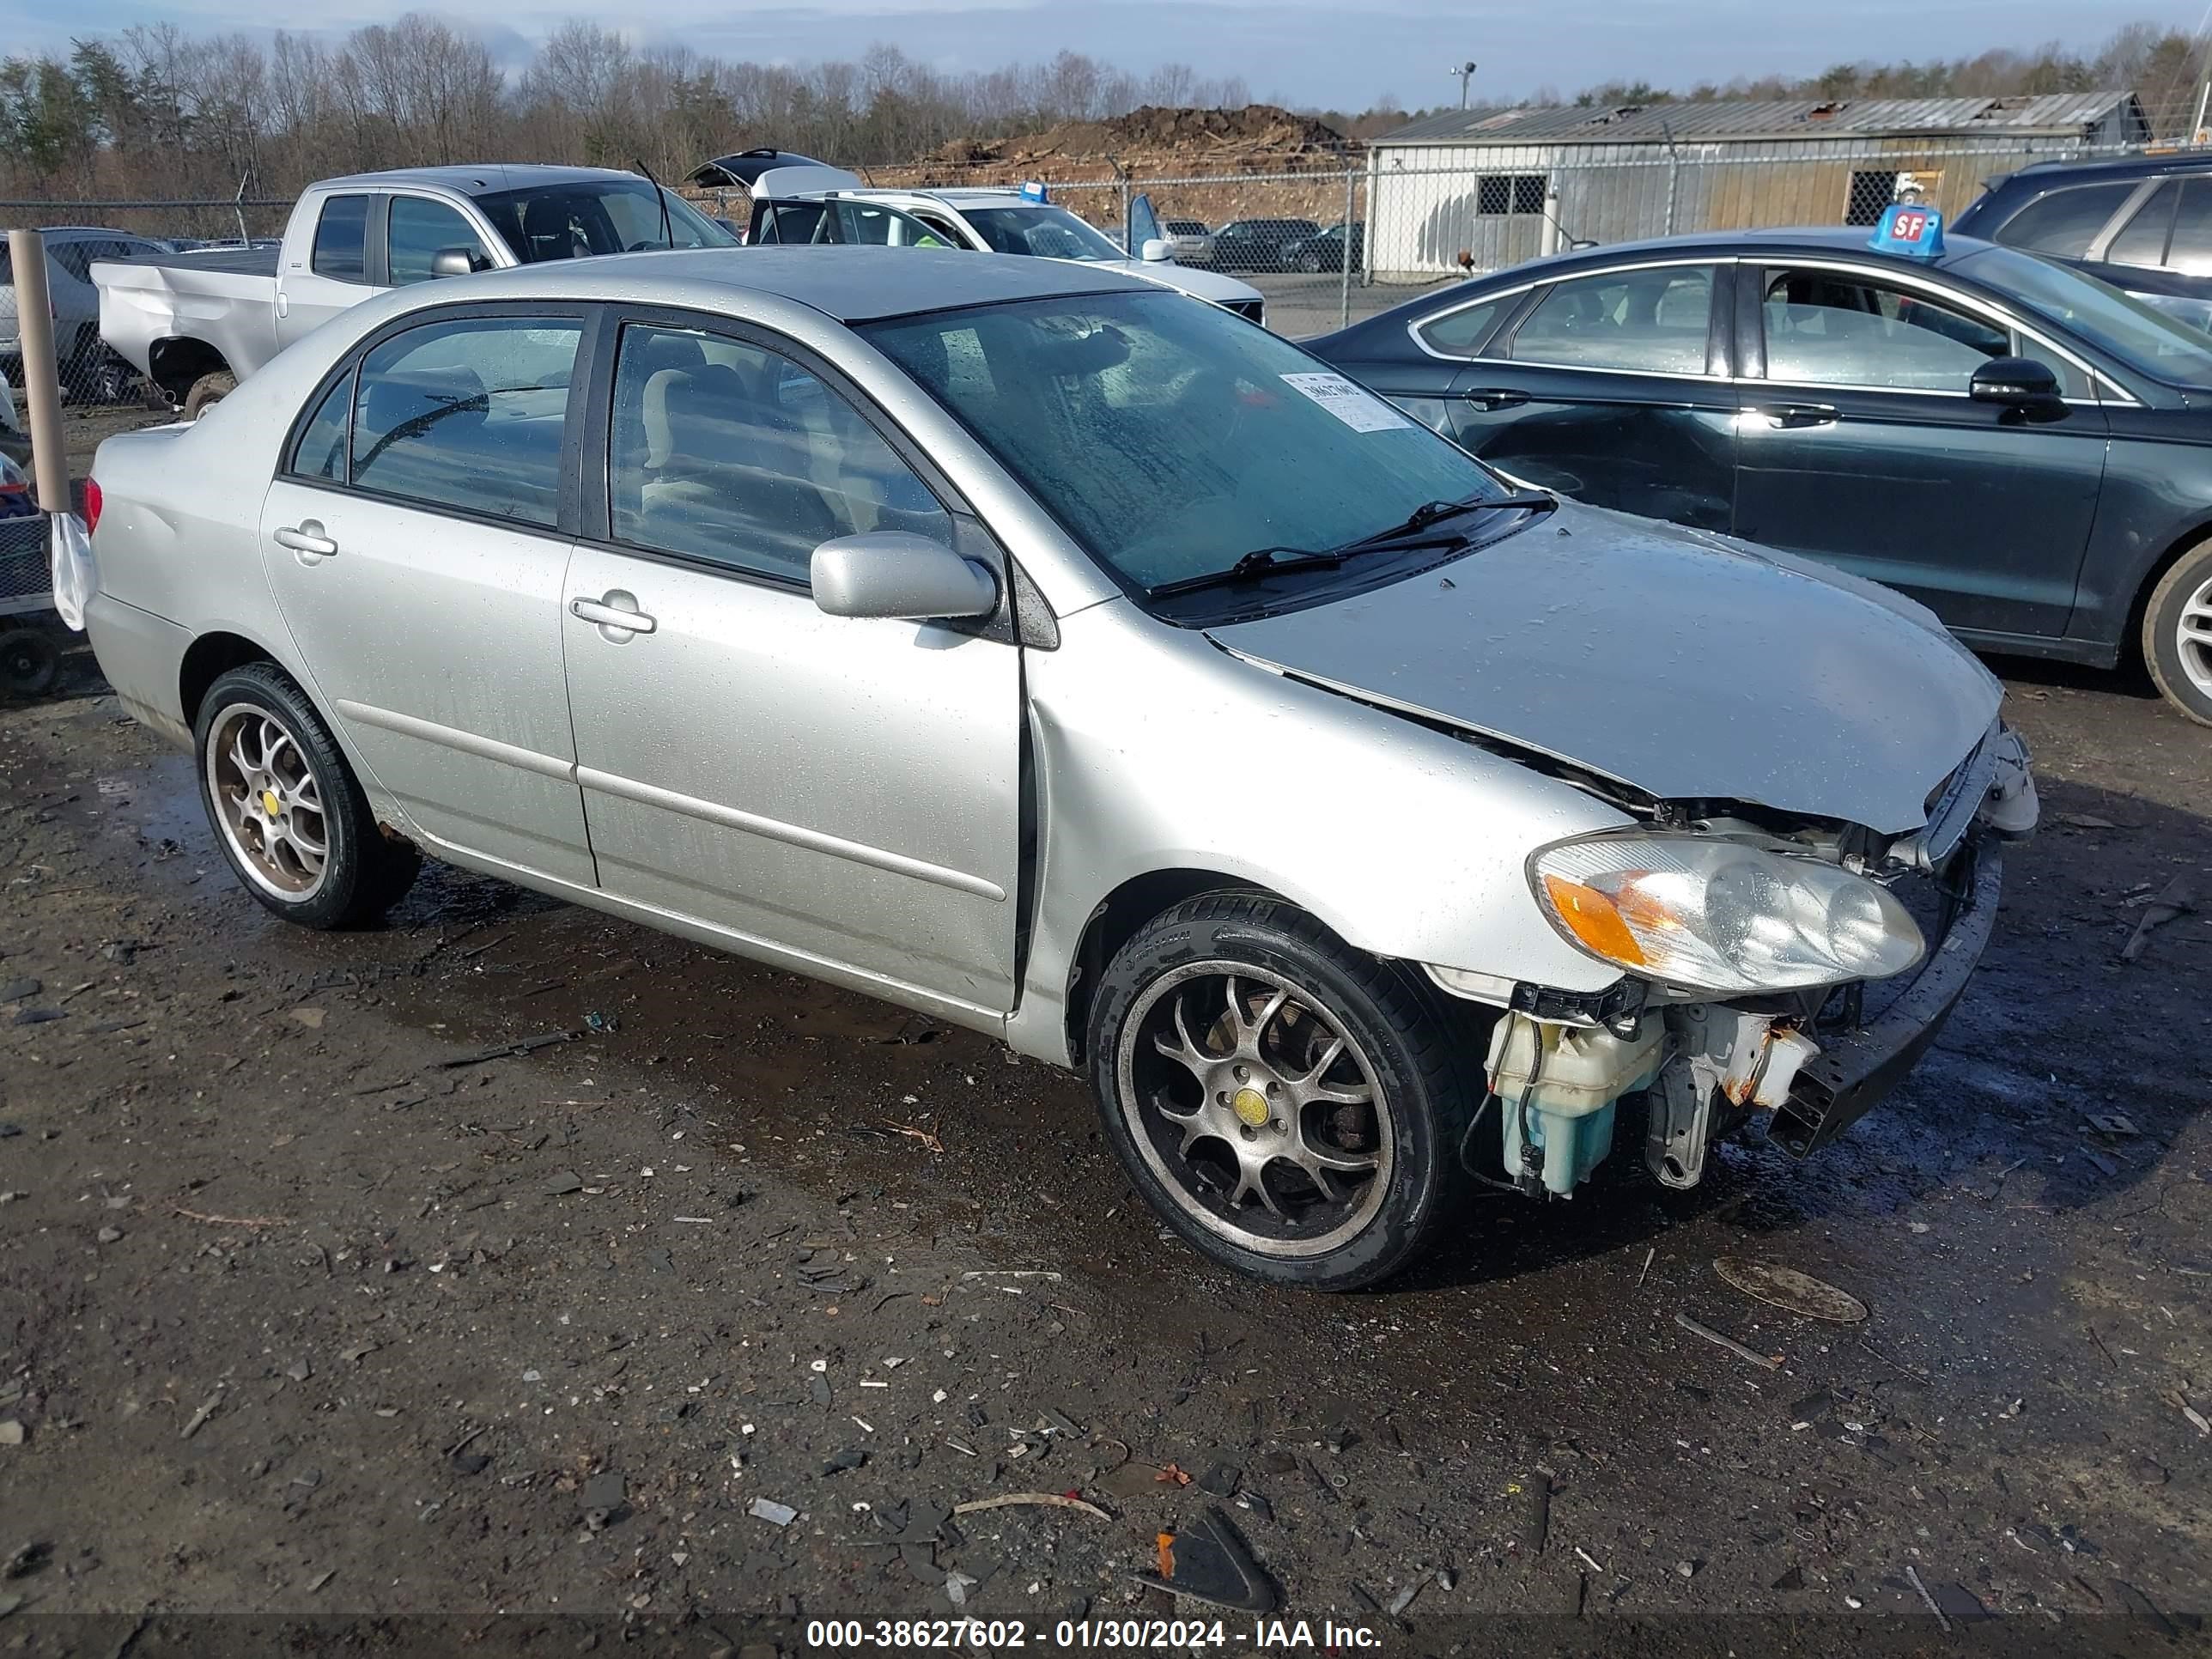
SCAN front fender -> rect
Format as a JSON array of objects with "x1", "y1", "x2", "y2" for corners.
[{"x1": 1004, "y1": 601, "x2": 1630, "y2": 1066}]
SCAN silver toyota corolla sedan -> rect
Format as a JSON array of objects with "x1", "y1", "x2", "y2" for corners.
[{"x1": 80, "y1": 247, "x2": 2038, "y2": 1290}]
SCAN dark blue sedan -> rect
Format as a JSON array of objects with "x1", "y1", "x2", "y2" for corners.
[{"x1": 1309, "y1": 228, "x2": 2212, "y2": 724}]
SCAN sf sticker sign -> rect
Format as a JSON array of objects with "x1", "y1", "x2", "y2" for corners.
[{"x1": 1869, "y1": 202, "x2": 1945, "y2": 259}]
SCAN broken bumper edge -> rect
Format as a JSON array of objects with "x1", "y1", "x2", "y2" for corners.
[{"x1": 1769, "y1": 839, "x2": 2002, "y2": 1158}]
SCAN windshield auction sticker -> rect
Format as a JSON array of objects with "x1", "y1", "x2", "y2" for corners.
[{"x1": 1279, "y1": 371, "x2": 1411, "y2": 433}]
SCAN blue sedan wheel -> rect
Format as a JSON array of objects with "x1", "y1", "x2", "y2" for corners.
[{"x1": 2144, "y1": 540, "x2": 2212, "y2": 726}]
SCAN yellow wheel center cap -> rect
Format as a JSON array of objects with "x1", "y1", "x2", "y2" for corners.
[
  {"x1": 261, "y1": 789, "x2": 282, "y2": 817},
  {"x1": 1231, "y1": 1086, "x2": 1271, "y2": 1127}
]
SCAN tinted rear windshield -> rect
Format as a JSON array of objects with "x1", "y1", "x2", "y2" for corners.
[{"x1": 473, "y1": 179, "x2": 735, "y2": 263}]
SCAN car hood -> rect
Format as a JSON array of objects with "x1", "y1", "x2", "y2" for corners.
[
  {"x1": 1093, "y1": 258, "x2": 1263, "y2": 306},
  {"x1": 1205, "y1": 500, "x2": 2002, "y2": 835}
]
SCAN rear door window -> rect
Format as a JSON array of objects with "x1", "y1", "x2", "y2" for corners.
[
  {"x1": 1992, "y1": 181, "x2": 2138, "y2": 258},
  {"x1": 350, "y1": 314, "x2": 580, "y2": 527},
  {"x1": 311, "y1": 195, "x2": 374, "y2": 283},
  {"x1": 1507, "y1": 265, "x2": 1715, "y2": 374}
]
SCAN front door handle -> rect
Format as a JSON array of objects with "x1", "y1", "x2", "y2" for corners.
[
  {"x1": 571, "y1": 593, "x2": 657, "y2": 636},
  {"x1": 1754, "y1": 404, "x2": 1839, "y2": 430},
  {"x1": 274, "y1": 522, "x2": 337, "y2": 558},
  {"x1": 1461, "y1": 386, "x2": 1529, "y2": 411}
]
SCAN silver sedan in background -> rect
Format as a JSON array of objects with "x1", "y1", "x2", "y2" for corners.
[{"x1": 80, "y1": 249, "x2": 2035, "y2": 1289}]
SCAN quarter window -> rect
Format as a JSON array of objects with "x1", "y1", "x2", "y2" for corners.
[
  {"x1": 2107, "y1": 179, "x2": 2179, "y2": 269},
  {"x1": 2163, "y1": 176, "x2": 2212, "y2": 276},
  {"x1": 1762, "y1": 270, "x2": 2014, "y2": 391},
  {"x1": 349, "y1": 315, "x2": 580, "y2": 526},
  {"x1": 388, "y1": 198, "x2": 490, "y2": 285},
  {"x1": 289, "y1": 369, "x2": 353, "y2": 482},
  {"x1": 1991, "y1": 181, "x2": 2137, "y2": 258},
  {"x1": 311, "y1": 195, "x2": 373, "y2": 283},
  {"x1": 1509, "y1": 266, "x2": 1714, "y2": 374},
  {"x1": 1416, "y1": 297, "x2": 1504, "y2": 357},
  {"x1": 607, "y1": 323, "x2": 951, "y2": 584}
]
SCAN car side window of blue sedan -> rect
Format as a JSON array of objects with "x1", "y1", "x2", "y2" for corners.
[
  {"x1": 1762, "y1": 270, "x2": 2017, "y2": 392},
  {"x1": 1508, "y1": 265, "x2": 1715, "y2": 374},
  {"x1": 607, "y1": 323, "x2": 951, "y2": 584}
]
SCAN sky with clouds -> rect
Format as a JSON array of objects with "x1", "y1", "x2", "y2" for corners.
[{"x1": 3, "y1": 0, "x2": 2201, "y2": 109}]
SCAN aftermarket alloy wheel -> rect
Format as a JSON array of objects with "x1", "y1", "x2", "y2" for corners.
[
  {"x1": 2144, "y1": 538, "x2": 2212, "y2": 726},
  {"x1": 193, "y1": 663, "x2": 419, "y2": 927},
  {"x1": 1089, "y1": 892, "x2": 1474, "y2": 1291}
]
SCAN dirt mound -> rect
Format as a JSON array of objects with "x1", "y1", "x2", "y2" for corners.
[
  {"x1": 925, "y1": 103, "x2": 1346, "y2": 168},
  {"x1": 1033, "y1": 103, "x2": 1346, "y2": 157}
]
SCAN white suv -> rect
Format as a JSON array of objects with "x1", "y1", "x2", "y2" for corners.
[{"x1": 746, "y1": 171, "x2": 1267, "y2": 326}]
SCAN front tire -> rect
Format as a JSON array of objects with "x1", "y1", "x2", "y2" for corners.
[
  {"x1": 193, "y1": 663, "x2": 419, "y2": 927},
  {"x1": 1087, "y1": 892, "x2": 1474, "y2": 1291},
  {"x1": 2143, "y1": 538, "x2": 2212, "y2": 726}
]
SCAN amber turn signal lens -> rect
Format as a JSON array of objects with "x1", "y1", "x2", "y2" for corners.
[{"x1": 1540, "y1": 872, "x2": 1648, "y2": 967}]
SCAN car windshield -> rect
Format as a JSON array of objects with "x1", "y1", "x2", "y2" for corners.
[
  {"x1": 960, "y1": 205, "x2": 1126, "y2": 262},
  {"x1": 473, "y1": 179, "x2": 736, "y2": 263},
  {"x1": 1953, "y1": 244, "x2": 2212, "y2": 385},
  {"x1": 863, "y1": 289, "x2": 1513, "y2": 594}
]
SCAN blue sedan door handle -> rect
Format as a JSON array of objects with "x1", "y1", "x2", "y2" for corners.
[
  {"x1": 1755, "y1": 404, "x2": 1839, "y2": 430},
  {"x1": 1462, "y1": 387, "x2": 1529, "y2": 412}
]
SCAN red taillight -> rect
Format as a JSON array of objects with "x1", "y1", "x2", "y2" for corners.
[{"x1": 84, "y1": 477, "x2": 103, "y2": 533}]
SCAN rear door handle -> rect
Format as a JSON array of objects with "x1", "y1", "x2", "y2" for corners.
[
  {"x1": 1754, "y1": 404, "x2": 1838, "y2": 429},
  {"x1": 571, "y1": 594, "x2": 657, "y2": 635},
  {"x1": 273, "y1": 522, "x2": 337, "y2": 557},
  {"x1": 1461, "y1": 387, "x2": 1529, "y2": 411}
]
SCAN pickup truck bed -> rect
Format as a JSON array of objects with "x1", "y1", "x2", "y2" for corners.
[{"x1": 112, "y1": 246, "x2": 281, "y2": 280}]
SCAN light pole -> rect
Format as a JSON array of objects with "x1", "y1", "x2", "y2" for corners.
[{"x1": 1450, "y1": 61, "x2": 1478, "y2": 110}]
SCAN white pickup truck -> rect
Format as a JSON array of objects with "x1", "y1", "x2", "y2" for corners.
[{"x1": 95, "y1": 163, "x2": 735, "y2": 416}]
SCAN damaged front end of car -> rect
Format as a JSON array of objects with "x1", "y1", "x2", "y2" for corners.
[{"x1": 1428, "y1": 723, "x2": 2039, "y2": 1199}]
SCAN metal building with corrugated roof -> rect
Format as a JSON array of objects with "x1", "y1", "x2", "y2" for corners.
[{"x1": 1364, "y1": 91, "x2": 2151, "y2": 280}]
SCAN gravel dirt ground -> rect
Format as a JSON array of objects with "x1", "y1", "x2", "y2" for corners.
[{"x1": 0, "y1": 646, "x2": 2206, "y2": 1659}]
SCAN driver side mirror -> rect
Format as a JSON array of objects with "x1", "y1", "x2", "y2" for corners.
[
  {"x1": 1969, "y1": 356, "x2": 2065, "y2": 418},
  {"x1": 811, "y1": 532, "x2": 999, "y2": 622},
  {"x1": 430, "y1": 246, "x2": 483, "y2": 278},
  {"x1": 1139, "y1": 238, "x2": 1175, "y2": 264}
]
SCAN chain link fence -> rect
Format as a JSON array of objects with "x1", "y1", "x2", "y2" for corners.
[
  {"x1": 2, "y1": 201, "x2": 296, "y2": 486},
  {"x1": 2, "y1": 132, "x2": 2197, "y2": 481}
]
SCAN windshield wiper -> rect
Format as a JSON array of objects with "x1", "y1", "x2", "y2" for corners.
[
  {"x1": 1148, "y1": 544, "x2": 1348, "y2": 598},
  {"x1": 1147, "y1": 490, "x2": 1556, "y2": 601},
  {"x1": 1345, "y1": 489, "x2": 1555, "y2": 550},
  {"x1": 1158, "y1": 490, "x2": 1557, "y2": 601}
]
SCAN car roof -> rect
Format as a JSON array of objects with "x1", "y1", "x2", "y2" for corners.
[
  {"x1": 315, "y1": 164, "x2": 644, "y2": 196},
  {"x1": 1454, "y1": 224, "x2": 2005, "y2": 280},
  {"x1": 409, "y1": 244, "x2": 1146, "y2": 322},
  {"x1": 1993, "y1": 151, "x2": 2209, "y2": 188}
]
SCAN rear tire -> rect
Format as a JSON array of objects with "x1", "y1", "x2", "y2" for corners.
[
  {"x1": 2142, "y1": 538, "x2": 2212, "y2": 726},
  {"x1": 0, "y1": 629, "x2": 58, "y2": 698},
  {"x1": 183, "y1": 370, "x2": 235, "y2": 422},
  {"x1": 193, "y1": 662, "x2": 419, "y2": 928},
  {"x1": 1087, "y1": 891, "x2": 1475, "y2": 1291}
]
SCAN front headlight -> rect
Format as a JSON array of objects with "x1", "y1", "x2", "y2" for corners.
[{"x1": 1530, "y1": 835, "x2": 1924, "y2": 994}]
